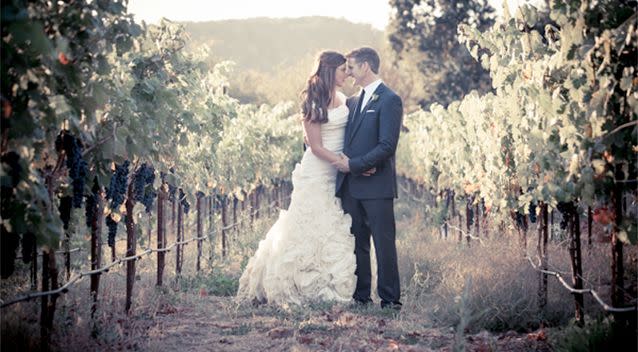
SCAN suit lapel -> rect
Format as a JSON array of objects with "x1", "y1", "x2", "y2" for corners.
[
  {"x1": 360, "y1": 83, "x2": 386, "y2": 113},
  {"x1": 345, "y1": 96, "x2": 358, "y2": 145},
  {"x1": 349, "y1": 83, "x2": 386, "y2": 143}
]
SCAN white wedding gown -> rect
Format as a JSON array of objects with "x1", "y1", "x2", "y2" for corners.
[{"x1": 236, "y1": 93, "x2": 356, "y2": 306}]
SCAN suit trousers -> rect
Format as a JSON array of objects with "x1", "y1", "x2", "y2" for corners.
[{"x1": 340, "y1": 177, "x2": 401, "y2": 304}]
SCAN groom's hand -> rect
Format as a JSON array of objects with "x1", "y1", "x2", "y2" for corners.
[
  {"x1": 333, "y1": 154, "x2": 350, "y2": 173},
  {"x1": 362, "y1": 167, "x2": 376, "y2": 177}
]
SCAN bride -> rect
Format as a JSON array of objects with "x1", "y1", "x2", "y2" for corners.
[{"x1": 236, "y1": 51, "x2": 364, "y2": 306}]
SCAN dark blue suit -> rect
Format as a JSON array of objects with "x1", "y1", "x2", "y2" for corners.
[{"x1": 336, "y1": 83, "x2": 402, "y2": 305}]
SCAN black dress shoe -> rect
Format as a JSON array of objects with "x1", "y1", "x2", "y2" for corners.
[
  {"x1": 380, "y1": 301, "x2": 402, "y2": 311},
  {"x1": 353, "y1": 297, "x2": 373, "y2": 306}
]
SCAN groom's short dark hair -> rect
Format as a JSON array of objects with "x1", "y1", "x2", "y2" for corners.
[{"x1": 347, "y1": 47, "x2": 380, "y2": 74}]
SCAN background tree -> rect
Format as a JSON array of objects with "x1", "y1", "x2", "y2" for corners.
[{"x1": 388, "y1": 0, "x2": 496, "y2": 108}]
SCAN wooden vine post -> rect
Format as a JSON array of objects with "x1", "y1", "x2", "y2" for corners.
[
  {"x1": 30, "y1": 237, "x2": 38, "y2": 291},
  {"x1": 125, "y1": 181, "x2": 136, "y2": 313},
  {"x1": 537, "y1": 202, "x2": 549, "y2": 314},
  {"x1": 221, "y1": 195, "x2": 228, "y2": 257},
  {"x1": 232, "y1": 195, "x2": 238, "y2": 237},
  {"x1": 611, "y1": 164, "x2": 626, "y2": 327},
  {"x1": 90, "y1": 182, "x2": 103, "y2": 321},
  {"x1": 208, "y1": 194, "x2": 215, "y2": 265},
  {"x1": 587, "y1": 206, "x2": 593, "y2": 250},
  {"x1": 196, "y1": 192, "x2": 203, "y2": 272},
  {"x1": 474, "y1": 202, "x2": 480, "y2": 239},
  {"x1": 176, "y1": 195, "x2": 183, "y2": 275},
  {"x1": 457, "y1": 198, "x2": 463, "y2": 244},
  {"x1": 465, "y1": 198, "x2": 471, "y2": 245},
  {"x1": 157, "y1": 183, "x2": 166, "y2": 286},
  {"x1": 40, "y1": 251, "x2": 50, "y2": 350},
  {"x1": 567, "y1": 202, "x2": 584, "y2": 326}
]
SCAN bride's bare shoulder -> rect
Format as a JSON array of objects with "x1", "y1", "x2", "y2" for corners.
[{"x1": 336, "y1": 91, "x2": 350, "y2": 106}]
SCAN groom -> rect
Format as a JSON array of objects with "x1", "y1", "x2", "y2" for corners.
[{"x1": 333, "y1": 47, "x2": 403, "y2": 310}]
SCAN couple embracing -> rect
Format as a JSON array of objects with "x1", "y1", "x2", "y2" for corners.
[{"x1": 237, "y1": 47, "x2": 403, "y2": 310}]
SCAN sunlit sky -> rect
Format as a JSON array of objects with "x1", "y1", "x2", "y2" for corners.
[{"x1": 127, "y1": 0, "x2": 546, "y2": 30}]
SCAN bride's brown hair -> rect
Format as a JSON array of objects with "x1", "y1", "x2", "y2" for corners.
[{"x1": 300, "y1": 51, "x2": 346, "y2": 124}]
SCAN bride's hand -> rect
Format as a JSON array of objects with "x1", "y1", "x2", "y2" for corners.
[
  {"x1": 362, "y1": 167, "x2": 376, "y2": 177},
  {"x1": 333, "y1": 153, "x2": 350, "y2": 173}
]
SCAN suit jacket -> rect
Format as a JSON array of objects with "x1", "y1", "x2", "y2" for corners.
[{"x1": 336, "y1": 83, "x2": 403, "y2": 199}]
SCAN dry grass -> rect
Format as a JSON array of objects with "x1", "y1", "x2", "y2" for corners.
[
  {"x1": 395, "y1": 197, "x2": 637, "y2": 334},
  {"x1": 1, "y1": 194, "x2": 635, "y2": 351},
  {"x1": 1, "y1": 210, "x2": 278, "y2": 351}
]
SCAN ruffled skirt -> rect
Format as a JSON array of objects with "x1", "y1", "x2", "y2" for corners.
[{"x1": 236, "y1": 156, "x2": 356, "y2": 306}]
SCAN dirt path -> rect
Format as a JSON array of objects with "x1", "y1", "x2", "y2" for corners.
[{"x1": 136, "y1": 293, "x2": 551, "y2": 352}]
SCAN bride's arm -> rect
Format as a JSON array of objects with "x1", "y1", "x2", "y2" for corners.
[{"x1": 302, "y1": 120, "x2": 341, "y2": 164}]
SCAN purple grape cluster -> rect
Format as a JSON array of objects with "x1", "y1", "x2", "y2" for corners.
[
  {"x1": 1, "y1": 151, "x2": 21, "y2": 188},
  {"x1": 85, "y1": 178, "x2": 99, "y2": 228},
  {"x1": 0, "y1": 152, "x2": 23, "y2": 278},
  {"x1": 105, "y1": 161, "x2": 130, "y2": 248},
  {"x1": 528, "y1": 202, "x2": 537, "y2": 223},
  {"x1": 20, "y1": 232, "x2": 35, "y2": 264},
  {"x1": 58, "y1": 196, "x2": 73, "y2": 230},
  {"x1": 106, "y1": 160, "x2": 130, "y2": 210},
  {"x1": 1, "y1": 224, "x2": 19, "y2": 278},
  {"x1": 56, "y1": 131, "x2": 88, "y2": 208},
  {"x1": 556, "y1": 202, "x2": 573, "y2": 230},
  {"x1": 106, "y1": 215, "x2": 118, "y2": 247},
  {"x1": 133, "y1": 163, "x2": 156, "y2": 213}
]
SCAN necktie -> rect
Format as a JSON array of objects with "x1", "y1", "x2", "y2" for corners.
[{"x1": 356, "y1": 89, "x2": 365, "y2": 114}]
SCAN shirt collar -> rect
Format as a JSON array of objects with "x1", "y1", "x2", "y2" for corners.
[{"x1": 363, "y1": 79, "x2": 383, "y2": 96}]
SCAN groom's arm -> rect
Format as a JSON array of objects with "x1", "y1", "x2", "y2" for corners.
[{"x1": 348, "y1": 94, "x2": 403, "y2": 176}]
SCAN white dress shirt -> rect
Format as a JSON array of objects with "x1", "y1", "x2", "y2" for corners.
[{"x1": 360, "y1": 79, "x2": 383, "y2": 112}]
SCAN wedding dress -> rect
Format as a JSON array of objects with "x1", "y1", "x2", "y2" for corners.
[{"x1": 236, "y1": 92, "x2": 356, "y2": 306}]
